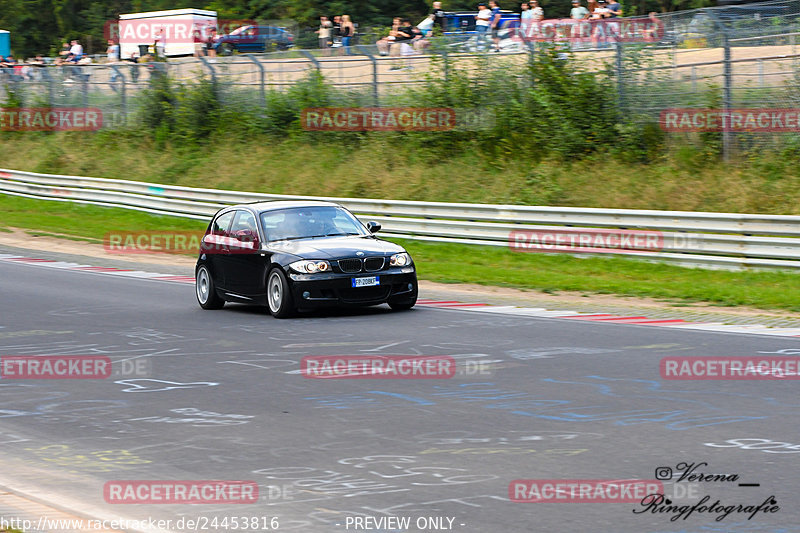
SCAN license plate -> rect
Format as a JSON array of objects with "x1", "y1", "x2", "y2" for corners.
[{"x1": 352, "y1": 276, "x2": 379, "y2": 288}]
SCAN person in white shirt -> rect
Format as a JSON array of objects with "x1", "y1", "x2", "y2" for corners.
[
  {"x1": 570, "y1": 0, "x2": 590, "y2": 48},
  {"x1": 530, "y1": 0, "x2": 544, "y2": 21},
  {"x1": 316, "y1": 16, "x2": 333, "y2": 55},
  {"x1": 475, "y1": 2, "x2": 492, "y2": 51},
  {"x1": 519, "y1": 3, "x2": 533, "y2": 40},
  {"x1": 106, "y1": 40, "x2": 120, "y2": 61},
  {"x1": 69, "y1": 40, "x2": 83, "y2": 61},
  {"x1": 154, "y1": 28, "x2": 166, "y2": 58},
  {"x1": 591, "y1": 0, "x2": 611, "y2": 47}
]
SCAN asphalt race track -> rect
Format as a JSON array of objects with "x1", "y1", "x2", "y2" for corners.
[{"x1": 1, "y1": 258, "x2": 799, "y2": 533}]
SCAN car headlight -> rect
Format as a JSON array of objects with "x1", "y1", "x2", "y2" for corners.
[
  {"x1": 389, "y1": 253, "x2": 412, "y2": 267},
  {"x1": 289, "y1": 260, "x2": 331, "y2": 273}
]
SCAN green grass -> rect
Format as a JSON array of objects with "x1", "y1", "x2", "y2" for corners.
[
  {"x1": 399, "y1": 239, "x2": 800, "y2": 311},
  {"x1": 0, "y1": 195, "x2": 207, "y2": 237},
  {"x1": 1, "y1": 194, "x2": 799, "y2": 312}
]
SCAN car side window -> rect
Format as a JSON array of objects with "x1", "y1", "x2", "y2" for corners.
[
  {"x1": 212, "y1": 211, "x2": 235, "y2": 236},
  {"x1": 231, "y1": 210, "x2": 257, "y2": 234}
]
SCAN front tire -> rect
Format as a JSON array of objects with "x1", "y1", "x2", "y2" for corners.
[
  {"x1": 196, "y1": 265, "x2": 225, "y2": 310},
  {"x1": 267, "y1": 268, "x2": 295, "y2": 318},
  {"x1": 389, "y1": 286, "x2": 417, "y2": 311}
]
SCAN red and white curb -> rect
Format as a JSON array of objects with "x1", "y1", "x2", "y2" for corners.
[
  {"x1": 417, "y1": 299, "x2": 800, "y2": 338},
  {"x1": 2, "y1": 254, "x2": 799, "y2": 338},
  {"x1": 0, "y1": 254, "x2": 195, "y2": 284}
]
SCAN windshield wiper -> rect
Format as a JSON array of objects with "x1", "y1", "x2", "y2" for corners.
[{"x1": 307, "y1": 232, "x2": 361, "y2": 238}]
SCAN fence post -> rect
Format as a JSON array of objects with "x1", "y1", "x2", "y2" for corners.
[
  {"x1": 299, "y1": 50, "x2": 321, "y2": 73},
  {"x1": 521, "y1": 40, "x2": 536, "y2": 90},
  {"x1": 356, "y1": 45, "x2": 379, "y2": 106},
  {"x1": 615, "y1": 40, "x2": 625, "y2": 113},
  {"x1": 109, "y1": 64, "x2": 127, "y2": 124},
  {"x1": 706, "y1": 10, "x2": 732, "y2": 161},
  {"x1": 40, "y1": 66, "x2": 54, "y2": 107},
  {"x1": 442, "y1": 46, "x2": 449, "y2": 85},
  {"x1": 244, "y1": 54, "x2": 266, "y2": 106},
  {"x1": 197, "y1": 56, "x2": 217, "y2": 83},
  {"x1": 81, "y1": 69, "x2": 89, "y2": 108}
]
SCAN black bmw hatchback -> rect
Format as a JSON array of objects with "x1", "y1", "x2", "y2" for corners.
[{"x1": 195, "y1": 201, "x2": 418, "y2": 318}]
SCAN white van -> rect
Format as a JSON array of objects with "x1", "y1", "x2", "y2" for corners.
[{"x1": 119, "y1": 9, "x2": 217, "y2": 58}]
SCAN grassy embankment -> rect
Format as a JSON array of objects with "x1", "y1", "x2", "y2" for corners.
[{"x1": 1, "y1": 132, "x2": 800, "y2": 214}]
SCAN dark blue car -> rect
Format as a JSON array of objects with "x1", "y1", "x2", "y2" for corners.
[{"x1": 214, "y1": 25, "x2": 295, "y2": 54}]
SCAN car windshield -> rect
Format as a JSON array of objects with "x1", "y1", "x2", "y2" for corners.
[
  {"x1": 229, "y1": 26, "x2": 252, "y2": 36},
  {"x1": 260, "y1": 206, "x2": 368, "y2": 242}
]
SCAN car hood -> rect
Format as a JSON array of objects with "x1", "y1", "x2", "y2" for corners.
[{"x1": 265, "y1": 235, "x2": 405, "y2": 259}]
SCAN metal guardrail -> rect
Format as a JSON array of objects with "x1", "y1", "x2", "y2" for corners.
[{"x1": 1, "y1": 168, "x2": 799, "y2": 270}]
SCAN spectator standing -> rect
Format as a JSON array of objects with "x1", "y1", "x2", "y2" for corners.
[
  {"x1": 107, "y1": 40, "x2": 122, "y2": 86},
  {"x1": 591, "y1": 0, "x2": 611, "y2": 47},
  {"x1": 317, "y1": 16, "x2": 332, "y2": 55},
  {"x1": 206, "y1": 27, "x2": 218, "y2": 58},
  {"x1": 605, "y1": 0, "x2": 622, "y2": 42},
  {"x1": 340, "y1": 15, "x2": 355, "y2": 55},
  {"x1": 520, "y1": 2, "x2": 532, "y2": 40},
  {"x1": 475, "y1": 2, "x2": 492, "y2": 52},
  {"x1": 154, "y1": 28, "x2": 166, "y2": 58},
  {"x1": 592, "y1": 0, "x2": 609, "y2": 17},
  {"x1": 530, "y1": 0, "x2": 544, "y2": 21},
  {"x1": 489, "y1": 1, "x2": 502, "y2": 52},
  {"x1": 432, "y1": 2, "x2": 446, "y2": 30},
  {"x1": 571, "y1": 0, "x2": 590, "y2": 19},
  {"x1": 418, "y1": 14, "x2": 435, "y2": 36},
  {"x1": 332, "y1": 15, "x2": 342, "y2": 49},
  {"x1": 570, "y1": 0, "x2": 590, "y2": 48},
  {"x1": 106, "y1": 39, "x2": 120, "y2": 61}
]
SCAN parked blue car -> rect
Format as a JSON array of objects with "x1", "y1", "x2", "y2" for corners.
[{"x1": 214, "y1": 25, "x2": 295, "y2": 54}]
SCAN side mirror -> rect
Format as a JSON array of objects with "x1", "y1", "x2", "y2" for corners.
[
  {"x1": 233, "y1": 229, "x2": 259, "y2": 247},
  {"x1": 366, "y1": 221, "x2": 381, "y2": 234}
]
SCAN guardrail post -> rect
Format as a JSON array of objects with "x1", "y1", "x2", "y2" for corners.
[
  {"x1": 244, "y1": 54, "x2": 266, "y2": 106},
  {"x1": 299, "y1": 50, "x2": 321, "y2": 73},
  {"x1": 356, "y1": 45, "x2": 379, "y2": 106}
]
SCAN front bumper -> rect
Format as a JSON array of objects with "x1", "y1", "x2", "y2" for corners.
[{"x1": 288, "y1": 267, "x2": 417, "y2": 308}]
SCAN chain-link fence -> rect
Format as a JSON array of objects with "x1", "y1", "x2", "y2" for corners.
[{"x1": 2, "y1": 0, "x2": 800, "y2": 157}]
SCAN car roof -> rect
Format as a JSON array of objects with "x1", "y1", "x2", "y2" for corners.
[{"x1": 234, "y1": 200, "x2": 342, "y2": 213}]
